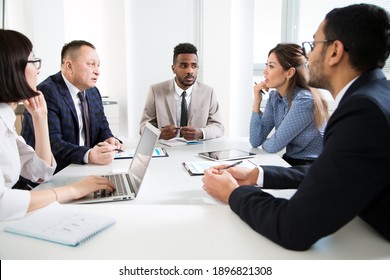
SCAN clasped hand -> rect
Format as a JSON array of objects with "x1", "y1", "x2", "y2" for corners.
[
  {"x1": 202, "y1": 165, "x2": 260, "y2": 203},
  {"x1": 160, "y1": 125, "x2": 203, "y2": 140}
]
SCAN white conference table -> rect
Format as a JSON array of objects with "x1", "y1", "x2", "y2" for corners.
[{"x1": 1, "y1": 137, "x2": 390, "y2": 260}]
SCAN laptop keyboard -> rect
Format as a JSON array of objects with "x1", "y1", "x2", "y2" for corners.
[{"x1": 94, "y1": 174, "x2": 129, "y2": 198}]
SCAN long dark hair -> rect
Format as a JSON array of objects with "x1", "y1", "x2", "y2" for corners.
[
  {"x1": 0, "y1": 29, "x2": 39, "y2": 102},
  {"x1": 269, "y1": 43, "x2": 329, "y2": 127}
]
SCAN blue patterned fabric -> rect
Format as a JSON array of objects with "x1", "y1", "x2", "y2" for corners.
[{"x1": 249, "y1": 87, "x2": 324, "y2": 160}]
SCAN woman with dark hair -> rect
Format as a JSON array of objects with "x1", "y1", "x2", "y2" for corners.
[
  {"x1": 0, "y1": 29, "x2": 115, "y2": 221},
  {"x1": 250, "y1": 43, "x2": 329, "y2": 166}
]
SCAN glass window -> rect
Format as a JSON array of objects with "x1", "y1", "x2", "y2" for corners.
[
  {"x1": 298, "y1": 0, "x2": 390, "y2": 79},
  {"x1": 254, "y1": 0, "x2": 390, "y2": 79},
  {"x1": 253, "y1": 0, "x2": 390, "y2": 113},
  {"x1": 253, "y1": 0, "x2": 283, "y2": 80}
]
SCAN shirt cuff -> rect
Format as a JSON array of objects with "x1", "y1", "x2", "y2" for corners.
[
  {"x1": 84, "y1": 149, "x2": 92, "y2": 163},
  {"x1": 256, "y1": 166, "x2": 264, "y2": 188},
  {"x1": 28, "y1": 154, "x2": 56, "y2": 182},
  {"x1": 199, "y1": 128, "x2": 206, "y2": 140}
]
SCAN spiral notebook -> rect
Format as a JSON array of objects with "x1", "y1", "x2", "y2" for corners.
[{"x1": 4, "y1": 202, "x2": 115, "y2": 246}]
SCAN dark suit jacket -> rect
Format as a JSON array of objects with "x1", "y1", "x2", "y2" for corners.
[
  {"x1": 229, "y1": 69, "x2": 390, "y2": 251},
  {"x1": 22, "y1": 72, "x2": 114, "y2": 173}
]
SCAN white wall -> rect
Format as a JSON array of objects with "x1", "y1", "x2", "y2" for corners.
[
  {"x1": 5, "y1": 0, "x2": 255, "y2": 139},
  {"x1": 203, "y1": 0, "x2": 254, "y2": 137},
  {"x1": 124, "y1": 0, "x2": 200, "y2": 138},
  {"x1": 6, "y1": 0, "x2": 65, "y2": 82}
]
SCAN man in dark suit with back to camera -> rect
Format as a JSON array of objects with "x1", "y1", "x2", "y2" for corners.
[
  {"x1": 22, "y1": 40, "x2": 122, "y2": 173},
  {"x1": 203, "y1": 3, "x2": 390, "y2": 251}
]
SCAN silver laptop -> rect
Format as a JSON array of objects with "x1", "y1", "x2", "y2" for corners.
[{"x1": 75, "y1": 122, "x2": 161, "y2": 203}]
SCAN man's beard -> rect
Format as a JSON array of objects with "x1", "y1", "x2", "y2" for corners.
[
  {"x1": 308, "y1": 55, "x2": 331, "y2": 91},
  {"x1": 177, "y1": 75, "x2": 196, "y2": 87}
]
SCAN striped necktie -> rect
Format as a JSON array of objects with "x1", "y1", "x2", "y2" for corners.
[{"x1": 77, "y1": 91, "x2": 91, "y2": 147}]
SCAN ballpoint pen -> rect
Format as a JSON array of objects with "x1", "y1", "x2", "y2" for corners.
[
  {"x1": 254, "y1": 81, "x2": 266, "y2": 95},
  {"x1": 97, "y1": 144, "x2": 124, "y2": 153},
  {"x1": 220, "y1": 160, "x2": 243, "y2": 170}
]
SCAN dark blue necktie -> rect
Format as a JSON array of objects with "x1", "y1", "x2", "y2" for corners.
[
  {"x1": 180, "y1": 91, "x2": 188, "y2": 127},
  {"x1": 77, "y1": 91, "x2": 91, "y2": 147},
  {"x1": 180, "y1": 91, "x2": 188, "y2": 137}
]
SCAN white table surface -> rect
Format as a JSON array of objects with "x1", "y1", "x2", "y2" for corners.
[{"x1": 1, "y1": 137, "x2": 389, "y2": 259}]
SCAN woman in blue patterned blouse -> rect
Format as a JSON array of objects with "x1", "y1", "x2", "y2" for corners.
[{"x1": 250, "y1": 43, "x2": 329, "y2": 166}]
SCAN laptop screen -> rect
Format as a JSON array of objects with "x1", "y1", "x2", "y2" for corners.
[{"x1": 129, "y1": 123, "x2": 161, "y2": 194}]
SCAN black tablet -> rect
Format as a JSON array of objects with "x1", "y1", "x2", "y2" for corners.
[{"x1": 198, "y1": 149, "x2": 257, "y2": 161}]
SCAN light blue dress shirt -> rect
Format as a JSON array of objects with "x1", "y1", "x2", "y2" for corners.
[{"x1": 249, "y1": 87, "x2": 325, "y2": 160}]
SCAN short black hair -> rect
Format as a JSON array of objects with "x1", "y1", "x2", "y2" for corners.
[
  {"x1": 324, "y1": 4, "x2": 390, "y2": 72},
  {"x1": 61, "y1": 40, "x2": 95, "y2": 64},
  {"x1": 173, "y1": 43, "x2": 198, "y2": 64},
  {"x1": 0, "y1": 29, "x2": 39, "y2": 102}
]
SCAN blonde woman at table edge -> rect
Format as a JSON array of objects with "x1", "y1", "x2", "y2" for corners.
[{"x1": 0, "y1": 29, "x2": 115, "y2": 221}]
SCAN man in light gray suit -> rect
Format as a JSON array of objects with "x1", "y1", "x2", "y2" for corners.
[{"x1": 139, "y1": 43, "x2": 224, "y2": 140}]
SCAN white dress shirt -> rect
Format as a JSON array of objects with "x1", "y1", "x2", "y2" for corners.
[
  {"x1": 0, "y1": 103, "x2": 56, "y2": 221},
  {"x1": 173, "y1": 80, "x2": 206, "y2": 139},
  {"x1": 174, "y1": 80, "x2": 193, "y2": 126},
  {"x1": 61, "y1": 73, "x2": 87, "y2": 146}
]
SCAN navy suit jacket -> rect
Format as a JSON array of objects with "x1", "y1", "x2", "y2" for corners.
[
  {"x1": 22, "y1": 72, "x2": 114, "y2": 173},
  {"x1": 229, "y1": 69, "x2": 390, "y2": 250}
]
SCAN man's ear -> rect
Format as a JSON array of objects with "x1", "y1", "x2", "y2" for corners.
[
  {"x1": 65, "y1": 60, "x2": 72, "y2": 72},
  {"x1": 328, "y1": 40, "x2": 346, "y2": 66},
  {"x1": 171, "y1": 65, "x2": 176, "y2": 74}
]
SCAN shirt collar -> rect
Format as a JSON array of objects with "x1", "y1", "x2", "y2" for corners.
[
  {"x1": 61, "y1": 73, "x2": 83, "y2": 96},
  {"x1": 334, "y1": 76, "x2": 359, "y2": 108},
  {"x1": 173, "y1": 79, "x2": 193, "y2": 97}
]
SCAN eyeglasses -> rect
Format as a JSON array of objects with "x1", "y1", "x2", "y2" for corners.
[
  {"x1": 27, "y1": 58, "x2": 42, "y2": 69},
  {"x1": 301, "y1": 40, "x2": 335, "y2": 58}
]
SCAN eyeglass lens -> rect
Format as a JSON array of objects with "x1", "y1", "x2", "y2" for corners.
[
  {"x1": 302, "y1": 42, "x2": 312, "y2": 57},
  {"x1": 28, "y1": 59, "x2": 41, "y2": 69}
]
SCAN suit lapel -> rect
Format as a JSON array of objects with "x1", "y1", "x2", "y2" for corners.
[
  {"x1": 55, "y1": 73, "x2": 78, "y2": 121},
  {"x1": 187, "y1": 82, "x2": 200, "y2": 123},
  {"x1": 84, "y1": 89, "x2": 96, "y2": 142},
  {"x1": 165, "y1": 81, "x2": 177, "y2": 125}
]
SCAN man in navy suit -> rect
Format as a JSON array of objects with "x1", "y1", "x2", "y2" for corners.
[
  {"x1": 203, "y1": 4, "x2": 390, "y2": 250},
  {"x1": 22, "y1": 40, "x2": 122, "y2": 173}
]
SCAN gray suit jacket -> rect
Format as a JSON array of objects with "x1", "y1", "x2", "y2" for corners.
[{"x1": 139, "y1": 79, "x2": 224, "y2": 139}]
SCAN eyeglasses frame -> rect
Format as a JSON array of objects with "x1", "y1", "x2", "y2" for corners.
[
  {"x1": 27, "y1": 58, "x2": 42, "y2": 69},
  {"x1": 301, "y1": 40, "x2": 336, "y2": 58}
]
